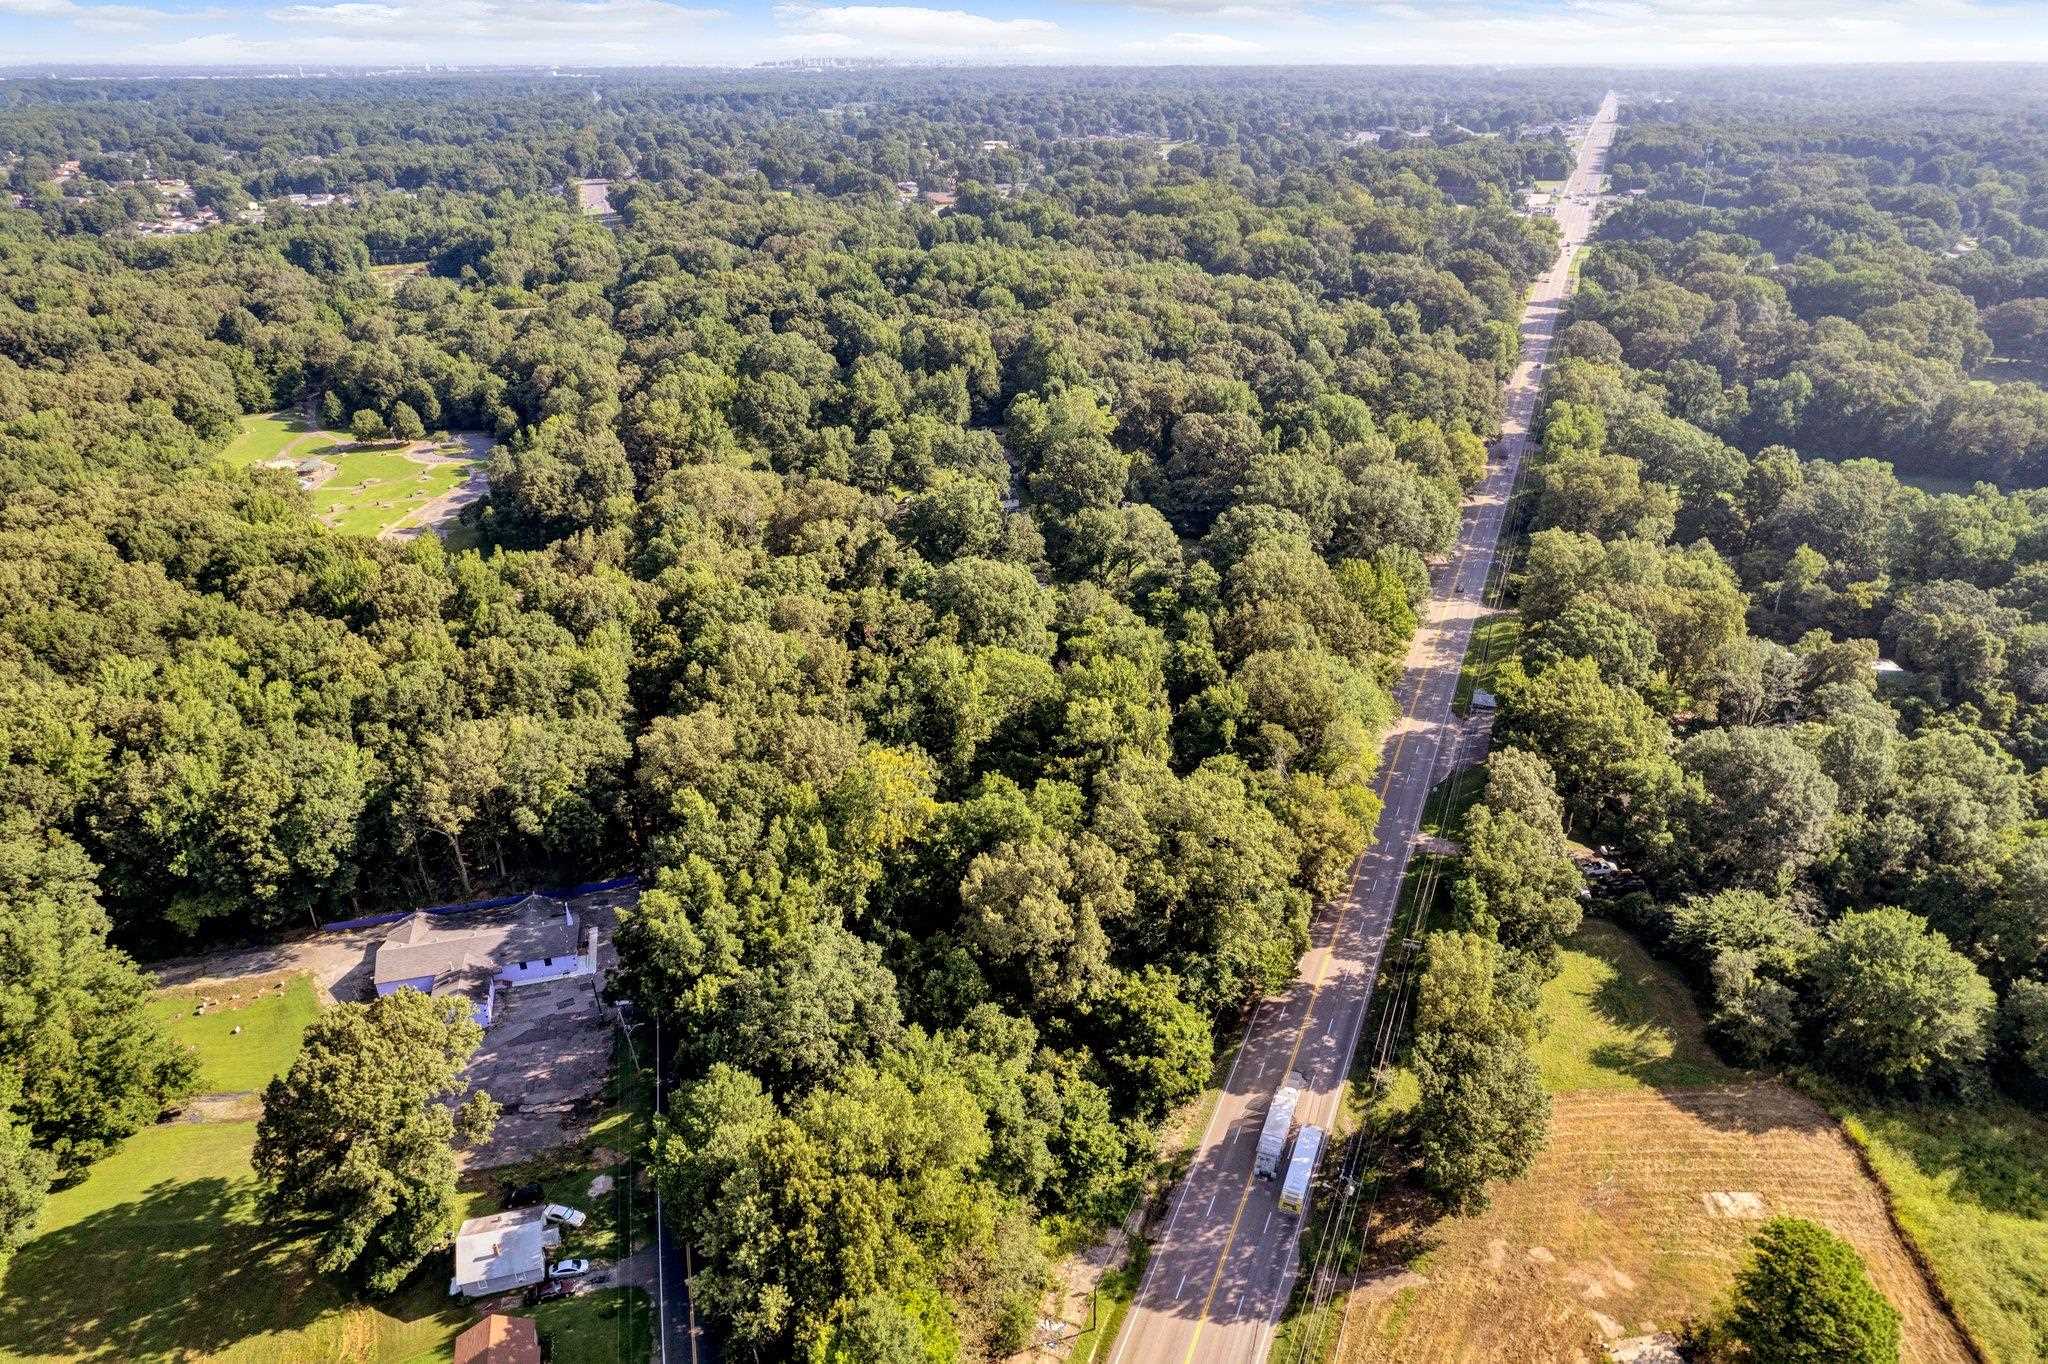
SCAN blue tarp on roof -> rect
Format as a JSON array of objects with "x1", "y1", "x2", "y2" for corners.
[{"x1": 323, "y1": 875, "x2": 639, "y2": 932}]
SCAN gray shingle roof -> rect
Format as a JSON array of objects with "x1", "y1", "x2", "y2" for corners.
[{"x1": 372, "y1": 897, "x2": 581, "y2": 990}]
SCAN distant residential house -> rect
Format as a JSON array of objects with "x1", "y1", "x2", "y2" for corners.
[
  {"x1": 373, "y1": 895, "x2": 595, "y2": 1028},
  {"x1": 449, "y1": 1209, "x2": 559, "y2": 1298},
  {"x1": 452, "y1": 1314, "x2": 540, "y2": 1364}
]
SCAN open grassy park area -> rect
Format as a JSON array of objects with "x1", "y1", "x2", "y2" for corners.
[
  {"x1": 218, "y1": 413, "x2": 337, "y2": 470},
  {"x1": 219, "y1": 413, "x2": 487, "y2": 539},
  {"x1": 310, "y1": 444, "x2": 478, "y2": 538}
]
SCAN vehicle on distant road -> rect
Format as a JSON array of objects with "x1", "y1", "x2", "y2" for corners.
[
  {"x1": 550, "y1": 1258, "x2": 591, "y2": 1279},
  {"x1": 1278, "y1": 1125, "x2": 1324, "y2": 1217},
  {"x1": 1255, "y1": 1071, "x2": 1305, "y2": 1178}
]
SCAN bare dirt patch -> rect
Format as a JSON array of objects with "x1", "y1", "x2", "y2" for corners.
[
  {"x1": 175, "y1": 1091, "x2": 263, "y2": 1122},
  {"x1": 1336, "y1": 1083, "x2": 1974, "y2": 1364}
]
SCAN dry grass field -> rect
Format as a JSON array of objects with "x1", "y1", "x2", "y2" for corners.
[
  {"x1": 1324, "y1": 923, "x2": 1976, "y2": 1364},
  {"x1": 1335, "y1": 1083, "x2": 1974, "y2": 1363}
]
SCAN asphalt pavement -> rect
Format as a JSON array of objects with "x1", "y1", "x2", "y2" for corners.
[{"x1": 1104, "y1": 91, "x2": 1621, "y2": 1364}]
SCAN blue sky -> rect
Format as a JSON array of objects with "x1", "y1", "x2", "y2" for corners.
[{"x1": 4, "y1": 0, "x2": 2048, "y2": 68}]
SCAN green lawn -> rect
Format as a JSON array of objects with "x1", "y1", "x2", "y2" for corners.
[
  {"x1": 1532, "y1": 920, "x2": 1743, "y2": 1093},
  {"x1": 370, "y1": 262, "x2": 428, "y2": 293},
  {"x1": 1832, "y1": 1095, "x2": 2048, "y2": 1362},
  {"x1": 0, "y1": 968, "x2": 478, "y2": 1363},
  {"x1": 220, "y1": 413, "x2": 321, "y2": 468},
  {"x1": 1972, "y1": 354, "x2": 2048, "y2": 390},
  {"x1": 400, "y1": 1287, "x2": 653, "y2": 1364},
  {"x1": 148, "y1": 974, "x2": 320, "y2": 1094},
  {"x1": 1896, "y1": 469, "x2": 1998, "y2": 498},
  {"x1": 533, "y1": 1288, "x2": 653, "y2": 1364},
  {"x1": 1454, "y1": 612, "x2": 1520, "y2": 714},
  {"x1": 312, "y1": 446, "x2": 474, "y2": 537},
  {"x1": 0, "y1": 1122, "x2": 468, "y2": 1363}
]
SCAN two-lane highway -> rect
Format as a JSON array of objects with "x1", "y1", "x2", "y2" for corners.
[{"x1": 1106, "y1": 92, "x2": 1619, "y2": 1364}]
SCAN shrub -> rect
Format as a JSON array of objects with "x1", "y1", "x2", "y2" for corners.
[{"x1": 1698, "y1": 1217, "x2": 1900, "y2": 1364}]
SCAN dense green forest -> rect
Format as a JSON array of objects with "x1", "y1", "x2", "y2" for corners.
[
  {"x1": 1506, "y1": 65, "x2": 2048, "y2": 1110},
  {"x1": 0, "y1": 66, "x2": 1590, "y2": 1354}
]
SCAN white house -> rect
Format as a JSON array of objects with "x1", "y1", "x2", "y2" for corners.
[
  {"x1": 373, "y1": 895, "x2": 597, "y2": 1028},
  {"x1": 449, "y1": 1208, "x2": 560, "y2": 1298}
]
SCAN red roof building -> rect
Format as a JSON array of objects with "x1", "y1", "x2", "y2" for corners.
[{"x1": 452, "y1": 1313, "x2": 541, "y2": 1364}]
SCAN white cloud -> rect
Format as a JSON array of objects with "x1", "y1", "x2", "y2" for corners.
[
  {"x1": 265, "y1": 0, "x2": 723, "y2": 43},
  {"x1": 772, "y1": 4, "x2": 1068, "y2": 55},
  {"x1": 10, "y1": 0, "x2": 2048, "y2": 67},
  {"x1": 1289, "y1": 0, "x2": 2048, "y2": 64},
  {"x1": 0, "y1": 0, "x2": 229, "y2": 32},
  {"x1": 1097, "y1": 0, "x2": 1302, "y2": 19},
  {"x1": 1121, "y1": 29, "x2": 1263, "y2": 54},
  {"x1": 4, "y1": 0, "x2": 727, "y2": 61}
]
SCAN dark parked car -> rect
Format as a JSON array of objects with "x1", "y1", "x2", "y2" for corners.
[
  {"x1": 505, "y1": 1182, "x2": 544, "y2": 1208},
  {"x1": 526, "y1": 1279, "x2": 573, "y2": 1305}
]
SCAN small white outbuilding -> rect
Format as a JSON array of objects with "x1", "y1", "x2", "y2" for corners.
[{"x1": 448, "y1": 1208, "x2": 560, "y2": 1298}]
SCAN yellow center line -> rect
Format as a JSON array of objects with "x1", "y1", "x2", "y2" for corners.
[
  {"x1": 1171, "y1": 110, "x2": 1603, "y2": 1349},
  {"x1": 1176, "y1": 575, "x2": 1463, "y2": 1361}
]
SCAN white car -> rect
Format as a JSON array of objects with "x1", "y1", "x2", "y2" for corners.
[
  {"x1": 543, "y1": 1203, "x2": 587, "y2": 1228},
  {"x1": 549, "y1": 1259, "x2": 591, "y2": 1279}
]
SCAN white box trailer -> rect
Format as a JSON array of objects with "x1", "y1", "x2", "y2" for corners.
[
  {"x1": 1255, "y1": 1072, "x2": 1305, "y2": 1178},
  {"x1": 1279, "y1": 1124, "x2": 1325, "y2": 1216}
]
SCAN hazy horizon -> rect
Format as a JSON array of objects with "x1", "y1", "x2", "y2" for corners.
[{"x1": 5, "y1": 0, "x2": 2048, "y2": 71}]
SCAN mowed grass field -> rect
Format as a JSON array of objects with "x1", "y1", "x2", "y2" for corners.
[
  {"x1": 219, "y1": 413, "x2": 332, "y2": 469},
  {"x1": 147, "y1": 973, "x2": 321, "y2": 1095},
  {"x1": 0, "y1": 977, "x2": 472, "y2": 1364},
  {"x1": 220, "y1": 416, "x2": 485, "y2": 539},
  {"x1": 1529, "y1": 920, "x2": 1740, "y2": 1092},
  {"x1": 1331, "y1": 922, "x2": 1976, "y2": 1364},
  {"x1": 0, "y1": 1122, "x2": 467, "y2": 1364},
  {"x1": 310, "y1": 446, "x2": 473, "y2": 537}
]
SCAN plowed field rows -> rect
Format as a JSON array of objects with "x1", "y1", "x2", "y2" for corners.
[{"x1": 1337, "y1": 1082, "x2": 1974, "y2": 1363}]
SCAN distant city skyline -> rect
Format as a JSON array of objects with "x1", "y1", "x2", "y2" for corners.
[{"x1": 4, "y1": 0, "x2": 2048, "y2": 69}]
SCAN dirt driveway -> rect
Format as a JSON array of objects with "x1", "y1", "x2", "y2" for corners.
[
  {"x1": 461, "y1": 973, "x2": 619, "y2": 1169},
  {"x1": 152, "y1": 924, "x2": 387, "y2": 1005}
]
